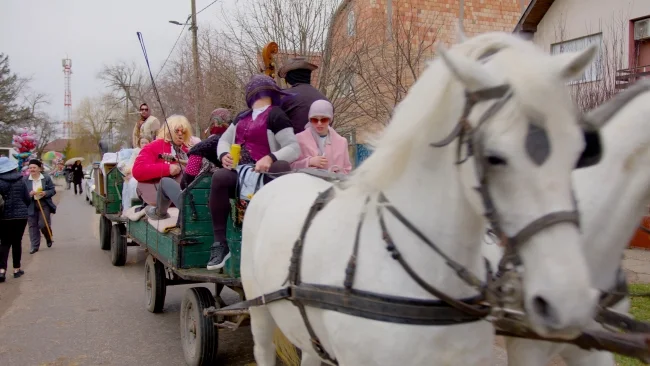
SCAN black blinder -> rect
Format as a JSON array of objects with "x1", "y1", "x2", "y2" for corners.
[
  {"x1": 575, "y1": 127, "x2": 602, "y2": 169},
  {"x1": 525, "y1": 123, "x2": 550, "y2": 166}
]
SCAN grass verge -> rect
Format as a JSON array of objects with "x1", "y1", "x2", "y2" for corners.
[{"x1": 615, "y1": 283, "x2": 650, "y2": 366}]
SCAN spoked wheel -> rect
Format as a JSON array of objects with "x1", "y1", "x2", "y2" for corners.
[
  {"x1": 99, "y1": 215, "x2": 112, "y2": 250},
  {"x1": 110, "y1": 224, "x2": 127, "y2": 266},
  {"x1": 144, "y1": 255, "x2": 166, "y2": 313},
  {"x1": 181, "y1": 287, "x2": 218, "y2": 366}
]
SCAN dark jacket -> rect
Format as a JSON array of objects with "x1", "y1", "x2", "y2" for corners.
[
  {"x1": 188, "y1": 134, "x2": 223, "y2": 167},
  {"x1": 25, "y1": 174, "x2": 57, "y2": 216},
  {"x1": 64, "y1": 166, "x2": 73, "y2": 182},
  {"x1": 0, "y1": 170, "x2": 30, "y2": 220},
  {"x1": 71, "y1": 163, "x2": 84, "y2": 183},
  {"x1": 280, "y1": 83, "x2": 329, "y2": 134}
]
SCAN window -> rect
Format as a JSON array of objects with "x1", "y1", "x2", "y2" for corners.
[
  {"x1": 347, "y1": 10, "x2": 356, "y2": 36},
  {"x1": 551, "y1": 33, "x2": 603, "y2": 83}
]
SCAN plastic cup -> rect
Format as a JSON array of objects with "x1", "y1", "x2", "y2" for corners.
[{"x1": 230, "y1": 144, "x2": 241, "y2": 169}]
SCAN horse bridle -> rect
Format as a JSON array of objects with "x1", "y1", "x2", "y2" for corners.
[{"x1": 431, "y1": 82, "x2": 581, "y2": 275}]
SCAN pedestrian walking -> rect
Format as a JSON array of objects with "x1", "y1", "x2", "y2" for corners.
[
  {"x1": 63, "y1": 164, "x2": 73, "y2": 190},
  {"x1": 0, "y1": 157, "x2": 30, "y2": 282},
  {"x1": 25, "y1": 159, "x2": 56, "y2": 254},
  {"x1": 71, "y1": 160, "x2": 83, "y2": 195}
]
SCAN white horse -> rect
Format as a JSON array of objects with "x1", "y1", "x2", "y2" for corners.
[
  {"x1": 241, "y1": 32, "x2": 600, "y2": 366},
  {"x1": 488, "y1": 80, "x2": 650, "y2": 365}
]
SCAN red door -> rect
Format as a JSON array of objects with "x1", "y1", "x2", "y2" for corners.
[
  {"x1": 629, "y1": 216, "x2": 650, "y2": 249},
  {"x1": 638, "y1": 40, "x2": 650, "y2": 68}
]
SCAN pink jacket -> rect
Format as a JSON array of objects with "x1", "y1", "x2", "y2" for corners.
[{"x1": 291, "y1": 127, "x2": 352, "y2": 174}]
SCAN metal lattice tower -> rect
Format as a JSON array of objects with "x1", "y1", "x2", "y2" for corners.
[{"x1": 62, "y1": 58, "x2": 72, "y2": 138}]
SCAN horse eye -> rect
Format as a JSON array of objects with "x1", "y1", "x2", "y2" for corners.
[{"x1": 486, "y1": 155, "x2": 507, "y2": 166}]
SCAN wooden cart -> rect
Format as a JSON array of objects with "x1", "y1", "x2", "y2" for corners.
[{"x1": 126, "y1": 172, "x2": 245, "y2": 365}]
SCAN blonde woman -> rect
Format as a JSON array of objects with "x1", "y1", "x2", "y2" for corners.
[{"x1": 132, "y1": 115, "x2": 193, "y2": 213}]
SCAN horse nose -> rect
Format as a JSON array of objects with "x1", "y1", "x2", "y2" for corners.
[
  {"x1": 528, "y1": 289, "x2": 597, "y2": 332},
  {"x1": 531, "y1": 295, "x2": 561, "y2": 328}
]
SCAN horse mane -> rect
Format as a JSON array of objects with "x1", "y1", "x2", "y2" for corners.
[{"x1": 346, "y1": 32, "x2": 540, "y2": 193}]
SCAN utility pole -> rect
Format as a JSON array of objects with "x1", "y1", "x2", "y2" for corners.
[
  {"x1": 459, "y1": 0, "x2": 464, "y2": 30},
  {"x1": 190, "y1": 0, "x2": 201, "y2": 136},
  {"x1": 107, "y1": 118, "x2": 116, "y2": 152}
]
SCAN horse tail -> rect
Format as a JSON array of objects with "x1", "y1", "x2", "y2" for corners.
[{"x1": 273, "y1": 327, "x2": 300, "y2": 366}]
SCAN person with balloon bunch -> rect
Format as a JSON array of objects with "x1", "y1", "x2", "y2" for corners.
[{"x1": 11, "y1": 128, "x2": 37, "y2": 176}]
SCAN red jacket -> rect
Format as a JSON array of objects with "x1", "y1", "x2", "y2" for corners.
[{"x1": 132, "y1": 139, "x2": 189, "y2": 182}]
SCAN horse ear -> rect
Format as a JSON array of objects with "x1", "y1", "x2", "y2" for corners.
[
  {"x1": 437, "y1": 45, "x2": 495, "y2": 92},
  {"x1": 552, "y1": 44, "x2": 599, "y2": 82}
]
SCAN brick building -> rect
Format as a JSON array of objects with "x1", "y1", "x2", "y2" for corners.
[{"x1": 323, "y1": 0, "x2": 527, "y2": 142}]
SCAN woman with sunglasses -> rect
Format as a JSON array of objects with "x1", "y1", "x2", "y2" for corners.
[
  {"x1": 291, "y1": 99, "x2": 352, "y2": 174},
  {"x1": 132, "y1": 115, "x2": 193, "y2": 213}
]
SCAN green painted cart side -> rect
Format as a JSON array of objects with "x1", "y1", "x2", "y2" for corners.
[
  {"x1": 92, "y1": 165, "x2": 124, "y2": 215},
  {"x1": 127, "y1": 171, "x2": 242, "y2": 279}
]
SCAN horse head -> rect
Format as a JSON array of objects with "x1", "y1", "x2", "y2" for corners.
[{"x1": 438, "y1": 34, "x2": 600, "y2": 338}]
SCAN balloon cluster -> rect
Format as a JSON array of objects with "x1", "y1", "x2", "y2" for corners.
[
  {"x1": 12, "y1": 128, "x2": 37, "y2": 153},
  {"x1": 12, "y1": 128, "x2": 37, "y2": 176}
]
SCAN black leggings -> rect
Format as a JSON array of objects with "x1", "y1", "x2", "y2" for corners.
[
  {"x1": 208, "y1": 161, "x2": 290, "y2": 243},
  {"x1": 74, "y1": 182, "x2": 83, "y2": 194},
  {"x1": 0, "y1": 218, "x2": 28, "y2": 270}
]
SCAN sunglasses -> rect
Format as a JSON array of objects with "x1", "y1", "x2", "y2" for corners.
[
  {"x1": 174, "y1": 128, "x2": 186, "y2": 134},
  {"x1": 310, "y1": 117, "x2": 331, "y2": 124},
  {"x1": 140, "y1": 108, "x2": 149, "y2": 111}
]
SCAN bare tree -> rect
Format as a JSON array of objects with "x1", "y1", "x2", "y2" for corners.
[
  {"x1": 323, "y1": 4, "x2": 442, "y2": 135},
  {"x1": 74, "y1": 95, "x2": 121, "y2": 154},
  {"x1": 219, "y1": 0, "x2": 337, "y2": 75},
  {"x1": 23, "y1": 92, "x2": 57, "y2": 155},
  {"x1": 97, "y1": 62, "x2": 151, "y2": 111},
  {"x1": 554, "y1": 11, "x2": 628, "y2": 111}
]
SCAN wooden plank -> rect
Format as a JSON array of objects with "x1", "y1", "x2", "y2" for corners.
[
  {"x1": 184, "y1": 221, "x2": 214, "y2": 237},
  {"x1": 225, "y1": 214, "x2": 242, "y2": 278},
  {"x1": 183, "y1": 188, "x2": 210, "y2": 203},
  {"x1": 128, "y1": 219, "x2": 148, "y2": 245},
  {"x1": 146, "y1": 224, "x2": 178, "y2": 266},
  {"x1": 179, "y1": 235, "x2": 212, "y2": 268},
  {"x1": 174, "y1": 267, "x2": 241, "y2": 286},
  {"x1": 180, "y1": 249, "x2": 211, "y2": 269},
  {"x1": 189, "y1": 175, "x2": 212, "y2": 190},
  {"x1": 182, "y1": 204, "x2": 212, "y2": 221}
]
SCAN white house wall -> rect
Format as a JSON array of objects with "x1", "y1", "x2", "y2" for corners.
[{"x1": 532, "y1": 0, "x2": 650, "y2": 69}]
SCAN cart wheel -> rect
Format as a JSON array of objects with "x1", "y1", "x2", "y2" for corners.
[
  {"x1": 145, "y1": 255, "x2": 166, "y2": 313},
  {"x1": 110, "y1": 224, "x2": 127, "y2": 266},
  {"x1": 181, "y1": 287, "x2": 218, "y2": 366},
  {"x1": 99, "y1": 215, "x2": 111, "y2": 250}
]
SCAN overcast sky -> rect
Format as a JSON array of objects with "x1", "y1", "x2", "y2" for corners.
[{"x1": 0, "y1": 0, "x2": 236, "y2": 123}]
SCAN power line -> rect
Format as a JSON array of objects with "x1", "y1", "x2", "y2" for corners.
[
  {"x1": 197, "y1": 0, "x2": 219, "y2": 15},
  {"x1": 145, "y1": 1, "x2": 220, "y2": 94},
  {"x1": 154, "y1": 16, "x2": 190, "y2": 80}
]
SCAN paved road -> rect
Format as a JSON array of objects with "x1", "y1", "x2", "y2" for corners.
[{"x1": 0, "y1": 188, "x2": 254, "y2": 366}]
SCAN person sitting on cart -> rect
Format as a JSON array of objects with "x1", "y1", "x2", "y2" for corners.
[
  {"x1": 132, "y1": 115, "x2": 193, "y2": 216},
  {"x1": 180, "y1": 108, "x2": 232, "y2": 189},
  {"x1": 278, "y1": 57, "x2": 329, "y2": 134},
  {"x1": 290, "y1": 99, "x2": 352, "y2": 174},
  {"x1": 206, "y1": 74, "x2": 300, "y2": 270}
]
